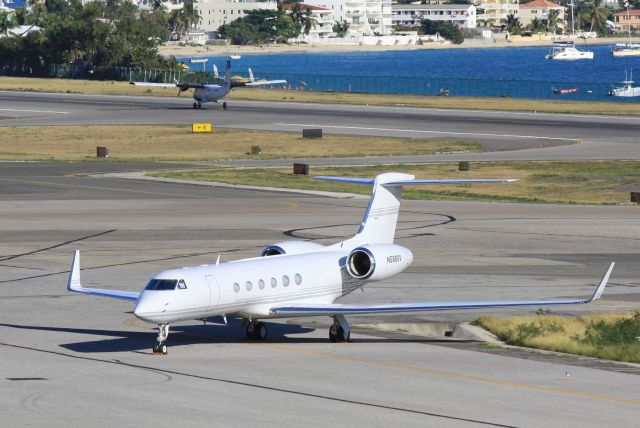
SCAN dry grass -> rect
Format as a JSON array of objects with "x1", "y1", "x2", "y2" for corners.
[
  {"x1": 0, "y1": 125, "x2": 478, "y2": 161},
  {"x1": 155, "y1": 162, "x2": 640, "y2": 205},
  {"x1": 475, "y1": 312, "x2": 640, "y2": 363},
  {"x1": 2, "y1": 76, "x2": 640, "y2": 116}
]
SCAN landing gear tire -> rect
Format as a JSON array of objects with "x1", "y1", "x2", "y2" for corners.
[
  {"x1": 246, "y1": 321, "x2": 267, "y2": 340},
  {"x1": 153, "y1": 341, "x2": 167, "y2": 355},
  {"x1": 192, "y1": 102, "x2": 197, "y2": 109},
  {"x1": 222, "y1": 101, "x2": 227, "y2": 110}
]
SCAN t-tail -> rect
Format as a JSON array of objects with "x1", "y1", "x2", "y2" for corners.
[{"x1": 316, "y1": 172, "x2": 517, "y2": 248}]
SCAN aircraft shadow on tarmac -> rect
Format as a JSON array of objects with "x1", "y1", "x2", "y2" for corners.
[{"x1": 0, "y1": 320, "x2": 470, "y2": 354}]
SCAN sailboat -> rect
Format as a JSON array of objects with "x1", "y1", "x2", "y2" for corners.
[
  {"x1": 608, "y1": 69, "x2": 640, "y2": 97},
  {"x1": 612, "y1": 6, "x2": 640, "y2": 56},
  {"x1": 547, "y1": 2, "x2": 594, "y2": 60}
]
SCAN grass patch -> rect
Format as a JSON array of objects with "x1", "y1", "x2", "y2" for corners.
[
  {"x1": 0, "y1": 125, "x2": 479, "y2": 161},
  {"x1": 153, "y1": 161, "x2": 640, "y2": 205},
  {"x1": 2, "y1": 76, "x2": 640, "y2": 116},
  {"x1": 474, "y1": 312, "x2": 640, "y2": 363}
]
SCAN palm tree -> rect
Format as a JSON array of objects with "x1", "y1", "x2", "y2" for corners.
[
  {"x1": 0, "y1": 11, "x2": 16, "y2": 36},
  {"x1": 585, "y1": 0, "x2": 608, "y2": 34},
  {"x1": 505, "y1": 13, "x2": 522, "y2": 35},
  {"x1": 546, "y1": 9, "x2": 560, "y2": 34},
  {"x1": 529, "y1": 17, "x2": 546, "y2": 33},
  {"x1": 332, "y1": 20, "x2": 349, "y2": 38},
  {"x1": 302, "y1": 7, "x2": 317, "y2": 36}
]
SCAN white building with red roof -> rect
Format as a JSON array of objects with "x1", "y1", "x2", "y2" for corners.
[
  {"x1": 303, "y1": 0, "x2": 393, "y2": 36},
  {"x1": 281, "y1": 3, "x2": 335, "y2": 39},
  {"x1": 518, "y1": 0, "x2": 565, "y2": 31}
]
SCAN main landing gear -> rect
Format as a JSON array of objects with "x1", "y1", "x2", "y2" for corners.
[
  {"x1": 329, "y1": 315, "x2": 351, "y2": 343},
  {"x1": 152, "y1": 323, "x2": 170, "y2": 355},
  {"x1": 192, "y1": 102, "x2": 202, "y2": 109},
  {"x1": 216, "y1": 101, "x2": 228, "y2": 110},
  {"x1": 246, "y1": 320, "x2": 267, "y2": 341}
]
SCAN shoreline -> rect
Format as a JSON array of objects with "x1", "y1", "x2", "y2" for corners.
[{"x1": 158, "y1": 36, "x2": 634, "y2": 58}]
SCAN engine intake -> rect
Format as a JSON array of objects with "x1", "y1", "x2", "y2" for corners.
[{"x1": 345, "y1": 244, "x2": 413, "y2": 282}]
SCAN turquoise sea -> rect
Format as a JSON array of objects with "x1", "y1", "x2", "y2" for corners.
[{"x1": 181, "y1": 44, "x2": 640, "y2": 102}]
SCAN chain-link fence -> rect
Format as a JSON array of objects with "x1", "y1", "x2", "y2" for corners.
[{"x1": 0, "y1": 63, "x2": 629, "y2": 102}]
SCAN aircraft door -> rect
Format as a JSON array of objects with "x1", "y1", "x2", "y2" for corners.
[{"x1": 205, "y1": 275, "x2": 220, "y2": 307}]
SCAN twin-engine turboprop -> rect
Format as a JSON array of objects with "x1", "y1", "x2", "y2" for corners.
[
  {"x1": 131, "y1": 58, "x2": 286, "y2": 110},
  {"x1": 67, "y1": 173, "x2": 615, "y2": 354}
]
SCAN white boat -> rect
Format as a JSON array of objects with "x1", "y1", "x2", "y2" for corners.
[
  {"x1": 608, "y1": 69, "x2": 640, "y2": 97},
  {"x1": 546, "y1": 43, "x2": 594, "y2": 60},
  {"x1": 230, "y1": 54, "x2": 241, "y2": 60},
  {"x1": 611, "y1": 6, "x2": 640, "y2": 57},
  {"x1": 611, "y1": 43, "x2": 640, "y2": 57}
]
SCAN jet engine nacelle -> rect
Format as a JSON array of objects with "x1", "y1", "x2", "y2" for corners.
[
  {"x1": 346, "y1": 244, "x2": 413, "y2": 281},
  {"x1": 261, "y1": 241, "x2": 326, "y2": 256}
]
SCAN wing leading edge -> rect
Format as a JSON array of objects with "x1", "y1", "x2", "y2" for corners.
[
  {"x1": 67, "y1": 251, "x2": 140, "y2": 301},
  {"x1": 269, "y1": 262, "x2": 614, "y2": 317}
]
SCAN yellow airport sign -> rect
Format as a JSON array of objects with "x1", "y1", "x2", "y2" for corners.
[{"x1": 192, "y1": 123, "x2": 212, "y2": 133}]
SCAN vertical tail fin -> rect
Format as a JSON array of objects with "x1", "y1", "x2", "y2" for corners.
[
  {"x1": 315, "y1": 173, "x2": 517, "y2": 249},
  {"x1": 224, "y1": 58, "x2": 231, "y2": 91}
]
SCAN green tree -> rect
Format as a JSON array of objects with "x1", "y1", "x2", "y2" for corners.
[
  {"x1": 332, "y1": 20, "x2": 349, "y2": 37},
  {"x1": 421, "y1": 19, "x2": 464, "y2": 44},
  {"x1": 220, "y1": 9, "x2": 298, "y2": 45},
  {"x1": 583, "y1": 0, "x2": 609, "y2": 34},
  {"x1": 505, "y1": 13, "x2": 522, "y2": 35},
  {"x1": 546, "y1": 9, "x2": 561, "y2": 34},
  {"x1": 528, "y1": 17, "x2": 546, "y2": 32},
  {"x1": 301, "y1": 7, "x2": 317, "y2": 36}
]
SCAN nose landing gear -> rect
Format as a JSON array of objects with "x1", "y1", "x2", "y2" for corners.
[
  {"x1": 152, "y1": 323, "x2": 170, "y2": 355},
  {"x1": 192, "y1": 102, "x2": 202, "y2": 109}
]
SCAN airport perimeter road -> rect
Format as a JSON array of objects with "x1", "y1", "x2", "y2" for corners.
[
  {"x1": 1, "y1": 91, "x2": 640, "y2": 161},
  {"x1": 1, "y1": 162, "x2": 639, "y2": 427}
]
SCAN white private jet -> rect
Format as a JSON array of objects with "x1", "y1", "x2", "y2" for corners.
[
  {"x1": 67, "y1": 173, "x2": 615, "y2": 354},
  {"x1": 131, "y1": 58, "x2": 286, "y2": 110}
]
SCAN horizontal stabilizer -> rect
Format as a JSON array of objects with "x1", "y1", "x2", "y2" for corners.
[
  {"x1": 67, "y1": 251, "x2": 140, "y2": 301},
  {"x1": 244, "y1": 79, "x2": 287, "y2": 86},
  {"x1": 270, "y1": 263, "x2": 614, "y2": 317}
]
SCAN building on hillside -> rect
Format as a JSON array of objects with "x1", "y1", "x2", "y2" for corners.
[
  {"x1": 195, "y1": 0, "x2": 278, "y2": 33},
  {"x1": 472, "y1": 0, "x2": 518, "y2": 27},
  {"x1": 281, "y1": 3, "x2": 335, "y2": 40},
  {"x1": 613, "y1": 9, "x2": 640, "y2": 32},
  {"x1": 303, "y1": 0, "x2": 393, "y2": 36},
  {"x1": 391, "y1": 4, "x2": 476, "y2": 29},
  {"x1": 518, "y1": 0, "x2": 564, "y2": 31}
]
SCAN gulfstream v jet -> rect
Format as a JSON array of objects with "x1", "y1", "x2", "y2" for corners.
[
  {"x1": 131, "y1": 58, "x2": 286, "y2": 109},
  {"x1": 67, "y1": 173, "x2": 614, "y2": 354}
]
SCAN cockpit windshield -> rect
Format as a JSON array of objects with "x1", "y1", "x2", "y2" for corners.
[{"x1": 145, "y1": 279, "x2": 178, "y2": 291}]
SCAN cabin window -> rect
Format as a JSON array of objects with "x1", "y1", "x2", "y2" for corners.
[
  {"x1": 258, "y1": 279, "x2": 265, "y2": 289},
  {"x1": 233, "y1": 282, "x2": 240, "y2": 293},
  {"x1": 145, "y1": 279, "x2": 178, "y2": 290},
  {"x1": 282, "y1": 275, "x2": 290, "y2": 287},
  {"x1": 294, "y1": 273, "x2": 302, "y2": 285},
  {"x1": 177, "y1": 279, "x2": 187, "y2": 290},
  {"x1": 246, "y1": 281, "x2": 253, "y2": 291},
  {"x1": 271, "y1": 277, "x2": 277, "y2": 288}
]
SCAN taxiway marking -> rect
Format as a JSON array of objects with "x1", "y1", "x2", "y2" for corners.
[{"x1": 273, "y1": 123, "x2": 577, "y2": 142}]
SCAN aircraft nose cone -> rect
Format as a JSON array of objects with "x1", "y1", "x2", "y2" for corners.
[{"x1": 134, "y1": 295, "x2": 155, "y2": 321}]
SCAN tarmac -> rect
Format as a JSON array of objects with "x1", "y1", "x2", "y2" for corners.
[{"x1": 1, "y1": 161, "x2": 639, "y2": 427}]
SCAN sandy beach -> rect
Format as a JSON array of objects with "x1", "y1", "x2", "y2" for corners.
[{"x1": 158, "y1": 36, "x2": 634, "y2": 58}]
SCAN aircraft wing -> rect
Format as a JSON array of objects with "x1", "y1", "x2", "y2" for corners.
[
  {"x1": 67, "y1": 251, "x2": 140, "y2": 301},
  {"x1": 130, "y1": 82, "x2": 207, "y2": 89},
  {"x1": 243, "y1": 79, "x2": 287, "y2": 86},
  {"x1": 315, "y1": 176, "x2": 518, "y2": 185},
  {"x1": 269, "y1": 262, "x2": 614, "y2": 317}
]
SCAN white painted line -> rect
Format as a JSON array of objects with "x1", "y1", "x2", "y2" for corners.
[
  {"x1": 273, "y1": 123, "x2": 577, "y2": 142},
  {"x1": 0, "y1": 108, "x2": 67, "y2": 114}
]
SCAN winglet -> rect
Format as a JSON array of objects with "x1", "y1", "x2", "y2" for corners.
[
  {"x1": 67, "y1": 250, "x2": 83, "y2": 292},
  {"x1": 587, "y1": 262, "x2": 615, "y2": 303}
]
